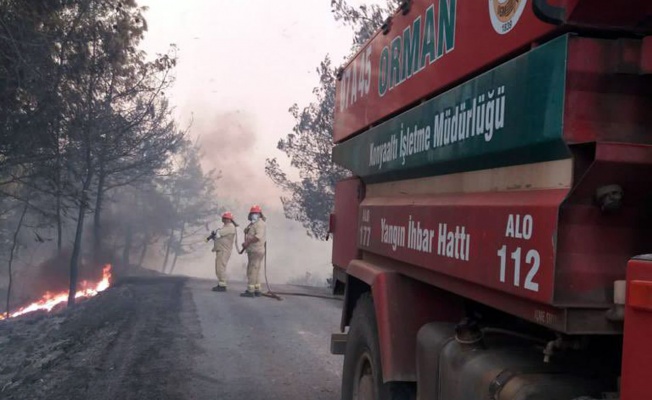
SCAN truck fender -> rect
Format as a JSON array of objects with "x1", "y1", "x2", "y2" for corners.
[
  {"x1": 621, "y1": 255, "x2": 652, "y2": 400},
  {"x1": 342, "y1": 259, "x2": 464, "y2": 383}
]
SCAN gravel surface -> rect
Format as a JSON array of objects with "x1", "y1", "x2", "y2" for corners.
[{"x1": 185, "y1": 279, "x2": 343, "y2": 400}]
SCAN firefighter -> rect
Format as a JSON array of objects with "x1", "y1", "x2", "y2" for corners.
[
  {"x1": 240, "y1": 205, "x2": 266, "y2": 297},
  {"x1": 210, "y1": 211, "x2": 237, "y2": 292}
]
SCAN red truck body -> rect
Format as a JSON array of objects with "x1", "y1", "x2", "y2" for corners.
[
  {"x1": 334, "y1": 0, "x2": 652, "y2": 143},
  {"x1": 329, "y1": 1, "x2": 652, "y2": 399}
]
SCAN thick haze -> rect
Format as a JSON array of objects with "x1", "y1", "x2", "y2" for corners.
[{"x1": 138, "y1": 0, "x2": 374, "y2": 284}]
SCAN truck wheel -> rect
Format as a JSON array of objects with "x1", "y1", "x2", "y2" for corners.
[{"x1": 341, "y1": 293, "x2": 415, "y2": 400}]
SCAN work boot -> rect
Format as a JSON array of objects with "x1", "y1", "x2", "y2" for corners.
[
  {"x1": 240, "y1": 291, "x2": 255, "y2": 298},
  {"x1": 254, "y1": 290, "x2": 262, "y2": 297},
  {"x1": 216, "y1": 286, "x2": 227, "y2": 292},
  {"x1": 211, "y1": 286, "x2": 220, "y2": 292}
]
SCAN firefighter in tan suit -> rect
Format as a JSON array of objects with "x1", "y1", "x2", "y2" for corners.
[
  {"x1": 240, "y1": 205, "x2": 266, "y2": 297},
  {"x1": 211, "y1": 212, "x2": 237, "y2": 292}
]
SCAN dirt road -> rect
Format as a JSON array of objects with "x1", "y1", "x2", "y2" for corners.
[{"x1": 0, "y1": 276, "x2": 343, "y2": 400}]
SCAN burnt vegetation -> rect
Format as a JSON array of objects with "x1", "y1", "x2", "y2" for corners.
[{"x1": 0, "y1": 0, "x2": 219, "y2": 311}]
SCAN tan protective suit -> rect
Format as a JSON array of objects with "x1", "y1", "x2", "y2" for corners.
[
  {"x1": 213, "y1": 222, "x2": 236, "y2": 287},
  {"x1": 244, "y1": 218, "x2": 266, "y2": 293}
]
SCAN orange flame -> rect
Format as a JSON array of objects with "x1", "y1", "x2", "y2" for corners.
[{"x1": 0, "y1": 264, "x2": 112, "y2": 321}]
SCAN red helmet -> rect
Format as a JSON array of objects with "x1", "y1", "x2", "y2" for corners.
[
  {"x1": 221, "y1": 211, "x2": 233, "y2": 220},
  {"x1": 249, "y1": 205, "x2": 262, "y2": 214}
]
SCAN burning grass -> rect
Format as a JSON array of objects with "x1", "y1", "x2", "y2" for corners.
[{"x1": 0, "y1": 265, "x2": 112, "y2": 320}]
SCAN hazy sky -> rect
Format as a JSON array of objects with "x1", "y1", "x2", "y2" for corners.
[
  {"x1": 138, "y1": 0, "x2": 373, "y2": 205},
  {"x1": 137, "y1": 0, "x2": 376, "y2": 282}
]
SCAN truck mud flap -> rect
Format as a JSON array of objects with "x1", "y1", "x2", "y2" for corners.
[{"x1": 331, "y1": 332, "x2": 348, "y2": 355}]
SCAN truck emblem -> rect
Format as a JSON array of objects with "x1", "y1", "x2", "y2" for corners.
[{"x1": 489, "y1": 0, "x2": 527, "y2": 35}]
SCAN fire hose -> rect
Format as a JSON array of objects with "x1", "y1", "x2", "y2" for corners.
[
  {"x1": 210, "y1": 224, "x2": 343, "y2": 302},
  {"x1": 238, "y1": 233, "x2": 342, "y2": 302}
]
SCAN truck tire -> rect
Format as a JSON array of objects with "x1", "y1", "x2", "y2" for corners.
[{"x1": 341, "y1": 293, "x2": 416, "y2": 400}]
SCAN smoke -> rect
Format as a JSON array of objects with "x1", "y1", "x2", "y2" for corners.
[
  {"x1": 6, "y1": 244, "x2": 112, "y2": 312},
  {"x1": 195, "y1": 110, "x2": 282, "y2": 208},
  {"x1": 26, "y1": 250, "x2": 105, "y2": 289},
  {"x1": 0, "y1": 191, "x2": 162, "y2": 313},
  {"x1": 170, "y1": 109, "x2": 332, "y2": 286},
  {"x1": 0, "y1": 107, "x2": 333, "y2": 314}
]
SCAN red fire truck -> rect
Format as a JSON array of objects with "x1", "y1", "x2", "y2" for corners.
[{"x1": 328, "y1": 1, "x2": 652, "y2": 399}]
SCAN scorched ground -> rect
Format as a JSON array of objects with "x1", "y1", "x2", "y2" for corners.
[
  {"x1": 0, "y1": 276, "x2": 191, "y2": 399},
  {"x1": 0, "y1": 275, "x2": 342, "y2": 400}
]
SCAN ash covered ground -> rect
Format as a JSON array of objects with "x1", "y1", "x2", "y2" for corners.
[{"x1": 0, "y1": 274, "x2": 197, "y2": 400}]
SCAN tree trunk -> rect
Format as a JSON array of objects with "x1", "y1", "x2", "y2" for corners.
[
  {"x1": 169, "y1": 254, "x2": 179, "y2": 275},
  {"x1": 55, "y1": 134, "x2": 64, "y2": 254},
  {"x1": 168, "y1": 223, "x2": 185, "y2": 275},
  {"x1": 122, "y1": 223, "x2": 132, "y2": 267},
  {"x1": 161, "y1": 229, "x2": 174, "y2": 273},
  {"x1": 70, "y1": 27, "x2": 98, "y2": 306},
  {"x1": 6, "y1": 203, "x2": 29, "y2": 318},
  {"x1": 93, "y1": 161, "x2": 105, "y2": 262},
  {"x1": 68, "y1": 176, "x2": 92, "y2": 307},
  {"x1": 138, "y1": 237, "x2": 149, "y2": 267},
  {"x1": 68, "y1": 200, "x2": 87, "y2": 306},
  {"x1": 111, "y1": 235, "x2": 119, "y2": 256},
  {"x1": 56, "y1": 192, "x2": 63, "y2": 253}
]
